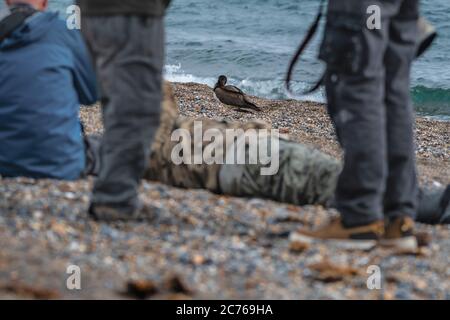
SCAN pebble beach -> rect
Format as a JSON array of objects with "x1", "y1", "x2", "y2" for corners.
[{"x1": 0, "y1": 82, "x2": 449, "y2": 299}]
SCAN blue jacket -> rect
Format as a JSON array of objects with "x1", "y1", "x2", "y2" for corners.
[{"x1": 0, "y1": 10, "x2": 97, "y2": 180}]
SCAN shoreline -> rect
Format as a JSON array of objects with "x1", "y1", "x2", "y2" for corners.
[{"x1": 0, "y1": 81, "x2": 448, "y2": 299}]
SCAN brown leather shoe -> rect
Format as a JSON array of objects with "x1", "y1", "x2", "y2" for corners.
[
  {"x1": 379, "y1": 216, "x2": 418, "y2": 252},
  {"x1": 290, "y1": 217, "x2": 384, "y2": 250}
]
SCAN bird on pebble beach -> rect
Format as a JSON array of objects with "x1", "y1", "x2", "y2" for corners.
[{"x1": 213, "y1": 75, "x2": 261, "y2": 112}]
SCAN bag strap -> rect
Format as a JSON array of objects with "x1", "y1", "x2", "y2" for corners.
[
  {"x1": 0, "y1": 5, "x2": 37, "y2": 43},
  {"x1": 285, "y1": 0, "x2": 326, "y2": 96}
]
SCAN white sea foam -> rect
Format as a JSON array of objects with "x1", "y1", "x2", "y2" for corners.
[
  {"x1": 164, "y1": 64, "x2": 327, "y2": 104},
  {"x1": 164, "y1": 64, "x2": 216, "y2": 87}
]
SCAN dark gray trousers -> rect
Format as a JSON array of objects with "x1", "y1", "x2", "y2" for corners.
[
  {"x1": 82, "y1": 16, "x2": 164, "y2": 213},
  {"x1": 321, "y1": 0, "x2": 419, "y2": 227}
]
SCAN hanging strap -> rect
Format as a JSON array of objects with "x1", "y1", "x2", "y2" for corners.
[
  {"x1": 0, "y1": 5, "x2": 37, "y2": 43},
  {"x1": 285, "y1": 0, "x2": 326, "y2": 96}
]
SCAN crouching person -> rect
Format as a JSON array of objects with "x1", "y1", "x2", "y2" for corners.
[{"x1": 0, "y1": 0, "x2": 97, "y2": 180}]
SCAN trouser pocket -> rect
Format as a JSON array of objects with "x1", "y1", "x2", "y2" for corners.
[{"x1": 319, "y1": 14, "x2": 367, "y2": 75}]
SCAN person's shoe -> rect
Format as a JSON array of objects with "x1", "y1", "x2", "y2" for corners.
[
  {"x1": 379, "y1": 216, "x2": 418, "y2": 252},
  {"x1": 89, "y1": 204, "x2": 140, "y2": 222},
  {"x1": 289, "y1": 217, "x2": 384, "y2": 250}
]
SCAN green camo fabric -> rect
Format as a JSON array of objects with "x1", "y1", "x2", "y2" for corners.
[
  {"x1": 147, "y1": 83, "x2": 341, "y2": 207},
  {"x1": 219, "y1": 139, "x2": 341, "y2": 206}
]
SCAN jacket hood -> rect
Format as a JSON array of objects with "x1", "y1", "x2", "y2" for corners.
[{"x1": 0, "y1": 11, "x2": 59, "y2": 50}]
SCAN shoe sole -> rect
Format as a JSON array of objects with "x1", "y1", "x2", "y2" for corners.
[
  {"x1": 289, "y1": 232, "x2": 377, "y2": 251},
  {"x1": 89, "y1": 211, "x2": 141, "y2": 222},
  {"x1": 379, "y1": 236, "x2": 418, "y2": 253}
]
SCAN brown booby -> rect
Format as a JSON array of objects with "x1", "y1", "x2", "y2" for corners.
[{"x1": 213, "y1": 75, "x2": 261, "y2": 112}]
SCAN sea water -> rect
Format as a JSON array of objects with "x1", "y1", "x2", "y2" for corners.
[{"x1": 1, "y1": 0, "x2": 449, "y2": 119}]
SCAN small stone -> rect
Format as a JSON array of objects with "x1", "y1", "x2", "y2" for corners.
[
  {"x1": 289, "y1": 240, "x2": 309, "y2": 253},
  {"x1": 163, "y1": 275, "x2": 193, "y2": 295},
  {"x1": 64, "y1": 192, "x2": 76, "y2": 200},
  {"x1": 1, "y1": 281, "x2": 60, "y2": 299},
  {"x1": 126, "y1": 280, "x2": 158, "y2": 299},
  {"x1": 308, "y1": 259, "x2": 361, "y2": 283},
  {"x1": 32, "y1": 210, "x2": 43, "y2": 219},
  {"x1": 192, "y1": 254, "x2": 205, "y2": 266},
  {"x1": 415, "y1": 231, "x2": 432, "y2": 248},
  {"x1": 50, "y1": 221, "x2": 68, "y2": 236}
]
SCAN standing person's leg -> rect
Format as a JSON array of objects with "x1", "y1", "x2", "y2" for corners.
[
  {"x1": 383, "y1": 0, "x2": 419, "y2": 220},
  {"x1": 83, "y1": 134, "x2": 101, "y2": 177},
  {"x1": 323, "y1": 1, "x2": 410, "y2": 228},
  {"x1": 323, "y1": 1, "x2": 390, "y2": 226},
  {"x1": 291, "y1": 1, "x2": 401, "y2": 249},
  {"x1": 82, "y1": 16, "x2": 164, "y2": 220},
  {"x1": 381, "y1": 0, "x2": 419, "y2": 250}
]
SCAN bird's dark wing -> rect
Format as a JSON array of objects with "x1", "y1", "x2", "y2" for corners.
[
  {"x1": 215, "y1": 89, "x2": 260, "y2": 111},
  {"x1": 223, "y1": 85, "x2": 244, "y2": 95},
  {"x1": 214, "y1": 87, "x2": 244, "y2": 106},
  {"x1": 242, "y1": 97, "x2": 261, "y2": 111}
]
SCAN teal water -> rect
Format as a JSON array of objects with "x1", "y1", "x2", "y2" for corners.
[{"x1": 1, "y1": 0, "x2": 449, "y2": 119}]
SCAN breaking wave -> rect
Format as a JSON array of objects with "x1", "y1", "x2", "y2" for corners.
[
  {"x1": 165, "y1": 64, "x2": 450, "y2": 120},
  {"x1": 164, "y1": 64, "x2": 326, "y2": 103},
  {"x1": 412, "y1": 86, "x2": 450, "y2": 120}
]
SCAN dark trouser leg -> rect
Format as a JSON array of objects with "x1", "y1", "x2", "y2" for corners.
[
  {"x1": 322, "y1": 0, "x2": 406, "y2": 227},
  {"x1": 82, "y1": 16, "x2": 164, "y2": 213},
  {"x1": 83, "y1": 134, "x2": 101, "y2": 177},
  {"x1": 416, "y1": 186, "x2": 449, "y2": 224},
  {"x1": 383, "y1": 1, "x2": 419, "y2": 220}
]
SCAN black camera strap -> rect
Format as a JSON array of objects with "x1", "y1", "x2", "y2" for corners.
[
  {"x1": 0, "y1": 5, "x2": 37, "y2": 43},
  {"x1": 285, "y1": 0, "x2": 326, "y2": 96}
]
